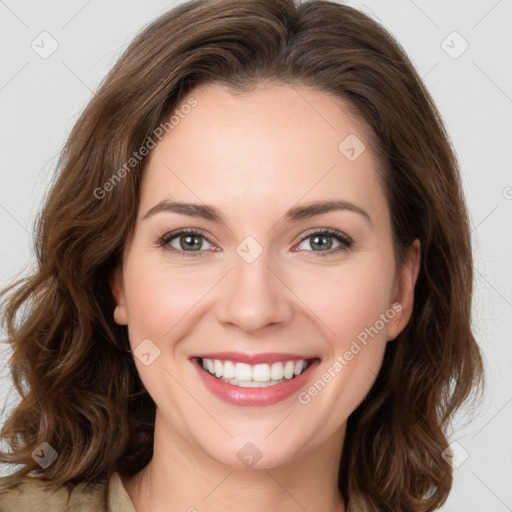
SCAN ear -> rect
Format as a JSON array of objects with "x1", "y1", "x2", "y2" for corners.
[
  {"x1": 387, "y1": 239, "x2": 421, "y2": 341},
  {"x1": 110, "y1": 266, "x2": 128, "y2": 326}
]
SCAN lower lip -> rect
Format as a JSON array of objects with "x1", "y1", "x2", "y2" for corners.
[{"x1": 192, "y1": 358, "x2": 320, "y2": 407}]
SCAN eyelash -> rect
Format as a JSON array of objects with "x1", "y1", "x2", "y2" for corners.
[{"x1": 157, "y1": 228, "x2": 353, "y2": 258}]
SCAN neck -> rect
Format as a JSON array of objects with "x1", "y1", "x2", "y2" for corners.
[{"x1": 121, "y1": 409, "x2": 347, "y2": 512}]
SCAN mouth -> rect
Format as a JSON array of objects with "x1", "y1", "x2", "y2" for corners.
[
  {"x1": 190, "y1": 353, "x2": 321, "y2": 406},
  {"x1": 198, "y1": 357, "x2": 313, "y2": 387}
]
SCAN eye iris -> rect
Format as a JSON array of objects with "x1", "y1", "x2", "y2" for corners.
[
  {"x1": 180, "y1": 234, "x2": 202, "y2": 251},
  {"x1": 311, "y1": 234, "x2": 332, "y2": 251}
]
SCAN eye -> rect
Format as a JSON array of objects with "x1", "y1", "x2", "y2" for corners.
[
  {"x1": 157, "y1": 228, "x2": 353, "y2": 258},
  {"x1": 157, "y1": 229, "x2": 217, "y2": 257},
  {"x1": 294, "y1": 229, "x2": 353, "y2": 256}
]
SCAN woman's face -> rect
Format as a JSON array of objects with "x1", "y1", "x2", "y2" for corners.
[{"x1": 112, "y1": 82, "x2": 419, "y2": 469}]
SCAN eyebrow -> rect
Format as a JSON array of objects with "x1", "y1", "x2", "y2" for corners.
[{"x1": 142, "y1": 199, "x2": 372, "y2": 225}]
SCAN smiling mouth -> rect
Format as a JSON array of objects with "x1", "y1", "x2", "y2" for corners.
[{"x1": 197, "y1": 357, "x2": 316, "y2": 388}]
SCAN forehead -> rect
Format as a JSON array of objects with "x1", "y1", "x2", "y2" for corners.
[{"x1": 140, "y1": 82, "x2": 387, "y2": 224}]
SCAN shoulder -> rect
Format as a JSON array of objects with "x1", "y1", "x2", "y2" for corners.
[{"x1": 0, "y1": 474, "x2": 107, "y2": 512}]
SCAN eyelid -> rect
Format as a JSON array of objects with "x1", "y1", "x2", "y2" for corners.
[
  {"x1": 297, "y1": 227, "x2": 352, "y2": 244},
  {"x1": 158, "y1": 227, "x2": 218, "y2": 247}
]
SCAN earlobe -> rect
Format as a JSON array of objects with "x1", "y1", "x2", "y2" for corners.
[{"x1": 110, "y1": 267, "x2": 129, "y2": 326}]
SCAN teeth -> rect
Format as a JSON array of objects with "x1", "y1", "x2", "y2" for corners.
[
  {"x1": 237, "y1": 380, "x2": 282, "y2": 387},
  {"x1": 235, "y1": 362, "x2": 252, "y2": 381},
  {"x1": 223, "y1": 360, "x2": 235, "y2": 379},
  {"x1": 214, "y1": 360, "x2": 223, "y2": 378},
  {"x1": 283, "y1": 361, "x2": 295, "y2": 379},
  {"x1": 200, "y1": 357, "x2": 310, "y2": 385},
  {"x1": 253, "y1": 364, "x2": 270, "y2": 382},
  {"x1": 270, "y1": 363, "x2": 284, "y2": 380}
]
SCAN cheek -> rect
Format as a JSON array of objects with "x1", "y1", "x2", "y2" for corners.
[
  {"x1": 293, "y1": 257, "x2": 395, "y2": 346},
  {"x1": 122, "y1": 252, "x2": 213, "y2": 341},
  {"x1": 296, "y1": 258, "x2": 394, "y2": 418},
  {"x1": 293, "y1": 279, "x2": 392, "y2": 435}
]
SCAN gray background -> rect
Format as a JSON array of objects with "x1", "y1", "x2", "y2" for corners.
[{"x1": 0, "y1": 0, "x2": 511, "y2": 510}]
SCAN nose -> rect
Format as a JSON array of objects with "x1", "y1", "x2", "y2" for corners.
[{"x1": 215, "y1": 248, "x2": 295, "y2": 334}]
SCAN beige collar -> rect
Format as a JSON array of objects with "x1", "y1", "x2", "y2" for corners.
[{"x1": 108, "y1": 472, "x2": 136, "y2": 512}]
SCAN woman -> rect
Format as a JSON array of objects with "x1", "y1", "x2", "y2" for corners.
[{"x1": 0, "y1": 0, "x2": 484, "y2": 510}]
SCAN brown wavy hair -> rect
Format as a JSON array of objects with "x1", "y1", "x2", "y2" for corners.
[{"x1": 0, "y1": 0, "x2": 484, "y2": 510}]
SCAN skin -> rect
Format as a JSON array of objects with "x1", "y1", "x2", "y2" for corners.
[{"x1": 111, "y1": 82, "x2": 420, "y2": 512}]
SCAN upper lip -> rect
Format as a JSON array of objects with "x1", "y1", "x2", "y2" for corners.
[{"x1": 191, "y1": 352, "x2": 318, "y2": 365}]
